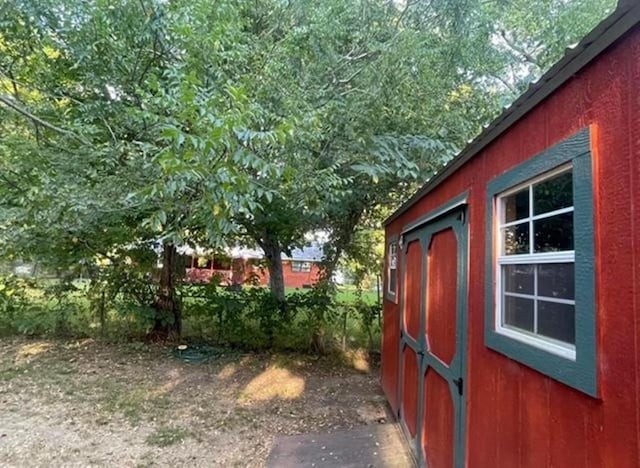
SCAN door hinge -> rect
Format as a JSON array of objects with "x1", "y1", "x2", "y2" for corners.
[{"x1": 453, "y1": 377, "x2": 463, "y2": 395}]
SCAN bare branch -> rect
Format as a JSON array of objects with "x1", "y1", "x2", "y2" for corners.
[
  {"x1": 0, "y1": 95, "x2": 90, "y2": 145},
  {"x1": 395, "y1": 0, "x2": 413, "y2": 28},
  {"x1": 336, "y1": 66, "x2": 366, "y2": 85},
  {"x1": 488, "y1": 72, "x2": 517, "y2": 94},
  {"x1": 498, "y1": 30, "x2": 541, "y2": 67}
]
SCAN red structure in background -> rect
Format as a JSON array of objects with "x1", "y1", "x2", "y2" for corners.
[
  {"x1": 183, "y1": 246, "x2": 322, "y2": 289},
  {"x1": 184, "y1": 256, "x2": 245, "y2": 285},
  {"x1": 382, "y1": 5, "x2": 640, "y2": 468}
]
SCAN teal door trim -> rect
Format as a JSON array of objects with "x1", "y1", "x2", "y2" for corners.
[
  {"x1": 401, "y1": 193, "x2": 469, "y2": 235},
  {"x1": 397, "y1": 227, "x2": 427, "y2": 448},
  {"x1": 397, "y1": 194, "x2": 469, "y2": 468}
]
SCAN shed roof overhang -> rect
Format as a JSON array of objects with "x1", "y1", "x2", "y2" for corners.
[{"x1": 384, "y1": 3, "x2": 640, "y2": 226}]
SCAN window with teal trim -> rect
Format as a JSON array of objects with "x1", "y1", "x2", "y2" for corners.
[
  {"x1": 496, "y1": 165, "x2": 576, "y2": 359},
  {"x1": 485, "y1": 129, "x2": 598, "y2": 397},
  {"x1": 385, "y1": 240, "x2": 398, "y2": 302}
]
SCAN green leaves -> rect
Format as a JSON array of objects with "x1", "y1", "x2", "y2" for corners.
[{"x1": 0, "y1": 0, "x2": 616, "y2": 289}]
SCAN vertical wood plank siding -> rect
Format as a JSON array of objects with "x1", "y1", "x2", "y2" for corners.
[{"x1": 381, "y1": 27, "x2": 640, "y2": 467}]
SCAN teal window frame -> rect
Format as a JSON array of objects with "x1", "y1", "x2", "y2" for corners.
[
  {"x1": 385, "y1": 235, "x2": 399, "y2": 303},
  {"x1": 485, "y1": 128, "x2": 598, "y2": 397}
]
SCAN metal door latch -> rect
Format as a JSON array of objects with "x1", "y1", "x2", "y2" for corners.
[
  {"x1": 457, "y1": 210, "x2": 465, "y2": 224},
  {"x1": 453, "y1": 377, "x2": 463, "y2": 395}
]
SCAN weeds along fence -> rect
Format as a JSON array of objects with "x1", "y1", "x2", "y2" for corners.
[
  {"x1": 180, "y1": 283, "x2": 381, "y2": 352},
  {"x1": 0, "y1": 275, "x2": 381, "y2": 353}
]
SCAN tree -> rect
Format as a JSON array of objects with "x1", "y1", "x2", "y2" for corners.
[
  {"x1": 229, "y1": 0, "x2": 461, "y2": 291},
  {"x1": 226, "y1": 0, "x2": 616, "y2": 295},
  {"x1": 0, "y1": 0, "x2": 284, "y2": 337},
  {"x1": 0, "y1": 0, "x2": 617, "y2": 338}
]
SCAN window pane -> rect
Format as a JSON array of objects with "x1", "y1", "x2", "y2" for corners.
[
  {"x1": 538, "y1": 263, "x2": 574, "y2": 300},
  {"x1": 503, "y1": 295, "x2": 534, "y2": 332},
  {"x1": 503, "y1": 265, "x2": 534, "y2": 295},
  {"x1": 503, "y1": 223, "x2": 529, "y2": 255},
  {"x1": 388, "y1": 242, "x2": 398, "y2": 294},
  {"x1": 534, "y1": 212, "x2": 573, "y2": 252},
  {"x1": 533, "y1": 170, "x2": 573, "y2": 215},
  {"x1": 389, "y1": 250, "x2": 398, "y2": 269},
  {"x1": 537, "y1": 300, "x2": 575, "y2": 344},
  {"x1": 503, "y1": 189, "x2": 529, "y2": 223},
  {"x1": 389, "y1": 270, "x2": 397, "y2": 293}
]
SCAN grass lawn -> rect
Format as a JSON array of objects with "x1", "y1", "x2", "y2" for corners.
[
  {"x1": 336, "y1": 286, "x2": 380, "y2": 304},
  {"x1": 0, "y1": 337, "x2": 387, "y2": 467}
]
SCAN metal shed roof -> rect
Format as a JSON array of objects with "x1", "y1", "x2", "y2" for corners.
[{"x1": 385, "y1": 3, "x2": 640, "y2": 226}]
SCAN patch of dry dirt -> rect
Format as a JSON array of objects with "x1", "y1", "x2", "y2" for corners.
[{"x1": 0, "y1": 338, "x2": 388, "y2": 467}]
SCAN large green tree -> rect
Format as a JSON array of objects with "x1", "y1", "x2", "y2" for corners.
[
  {"x1": 0, "y1": 0, "x2": 617, "y2": 334},
  {"x1": 0, "y1": 0, "x2": 284, "y2": 336},
  {"x1": 226, "y1": 0, "x2": 616, "y2": 291}
]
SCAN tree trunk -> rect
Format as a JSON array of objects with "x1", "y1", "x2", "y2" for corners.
[
  {"x1": 321, "y1": 206, "x2": 365, "y2": 281},
  {"x1": 260, "y1": 234, "x2": 286, "y2": 303},
  {"x1": 152, "y1": 242, "x2": 181, "y2": 340}
]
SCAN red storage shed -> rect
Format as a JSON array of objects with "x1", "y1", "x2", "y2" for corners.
[{"x1": 381, "y1": 4, "x2": 640, "y2": 467}]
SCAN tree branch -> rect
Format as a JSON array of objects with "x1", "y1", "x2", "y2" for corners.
[
  {"x1": 0, "y1": 172, "x2": 23, "y2": 192},
  {"x1": 0, "y1": 95, "x2": 90, "y2": 145},
  {"x1": 498, "y1": 30, "x2": 541, "y2": 67},
  {"x1": 488, "y1": 72, "x2": 517, "y2": 94}
]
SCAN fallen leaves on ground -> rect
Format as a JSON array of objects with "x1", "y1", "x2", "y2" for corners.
[{"x1": 0, "y1": 338, "x2": 387, "y2": 467}]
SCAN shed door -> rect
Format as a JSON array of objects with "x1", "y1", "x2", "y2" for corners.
[{"x1": 398, "y1": 206, "x2": 468, "y2": 468}]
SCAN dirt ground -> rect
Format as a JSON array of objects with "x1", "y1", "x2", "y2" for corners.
[{"x1": 0, "y1": 338, "x2": 388, "y2": 467}]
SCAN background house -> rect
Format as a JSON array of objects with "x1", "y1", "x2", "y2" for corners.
[{"x1": 181, "y1": 244, "x2": 323, "y2": 289}]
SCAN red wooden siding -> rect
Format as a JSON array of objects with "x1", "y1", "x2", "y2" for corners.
[
  {"x1": 401, "y1": 346, "x2": 420, "y2": 438},
  {"x1": 404, "y1": 240, "x2": 423, "y2": 341},
  {"x1": 426, "y1": 229, "x2": 458, "y2": 365},
  {"x1": 382, "y1": 26, "x2": 640, "y2": 467},
  {"x1": 382, "y1": 237, "x2": 402, "y2": 415},
  {"x1": 423, "y1": 369, "x2": 455, "y2": 468},
  {"x1": 381, "y1": 301, "x2": 400, "y2": 414}
]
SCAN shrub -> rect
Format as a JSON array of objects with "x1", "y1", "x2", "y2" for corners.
[
  {"x1": 183, "y1": 284, "x2": 295, "y2": 350},
  {"x1": 0, "y1": 275, "x2": 91, "y2": 336},
  {"x1": 0, "y1": 275, "x2": 36, "y2": 335},
  {"x1": 0, "y1": 273, "x2": 380, "y2": 352},
  {"x1": 181, "y1": 282, "x2": 379, "y2": 353}
]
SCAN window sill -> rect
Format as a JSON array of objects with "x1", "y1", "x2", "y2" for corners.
[
  {"x1": 485, "y1": 327, "x2": 596, "y2": 397},
  {"x1": 495, "y1": 325, "x2": 576, "y2": 360},
  {"x1": 384, "y1": 293, "x2": 398, "y2": 304}
]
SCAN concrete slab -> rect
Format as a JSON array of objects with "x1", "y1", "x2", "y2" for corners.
[{"x1": 266, "y1": 423, "x2": 415, "y2": 468}]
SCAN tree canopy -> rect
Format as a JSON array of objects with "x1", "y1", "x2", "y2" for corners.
[{"x1": 0, "y1": 0, "x2": 616, "y2": 334}]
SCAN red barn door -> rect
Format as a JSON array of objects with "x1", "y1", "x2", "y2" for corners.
[{"x1": 398, "y1": 204, "x2": 468, "y2": 468}]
